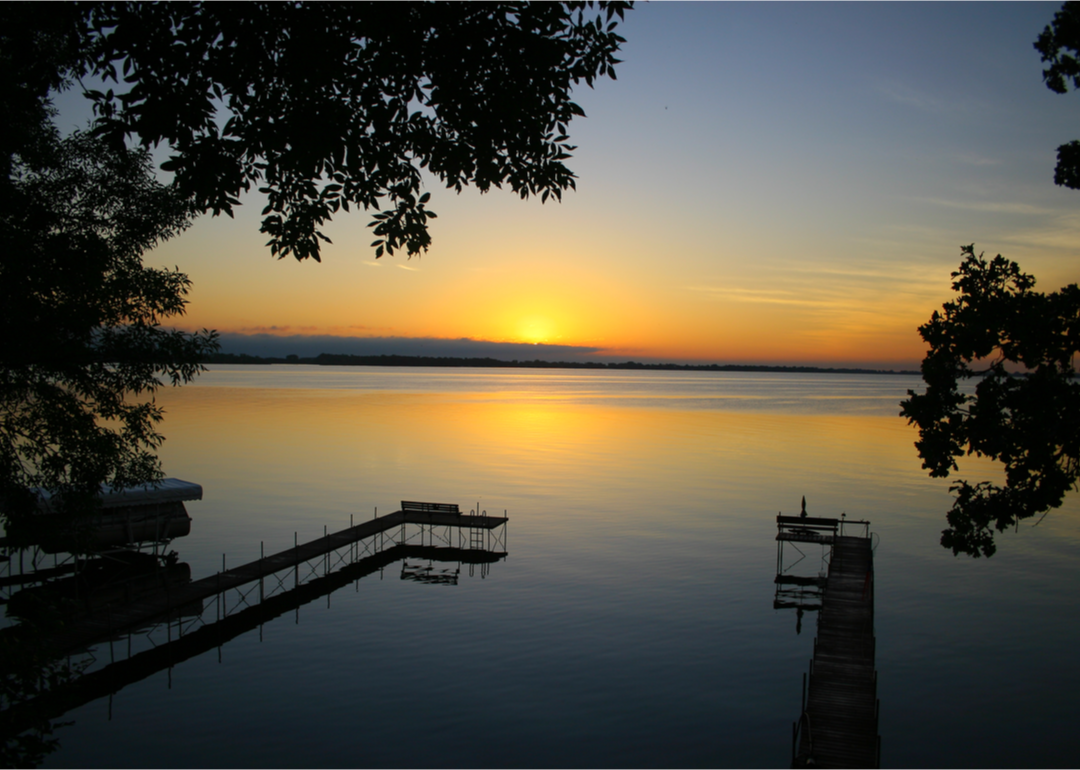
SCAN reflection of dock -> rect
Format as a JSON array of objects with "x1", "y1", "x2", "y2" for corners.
[
  {"x1": 780, "y1": 512, "x2": 879, "y2": 768},
  {"x1": 0, "y1": 542, "x2": 501, "y2": 741},
  {"x1": 774, "y1": 510, "x2": 838, "y2": 613},
  {"x1": 42, "y1": 504, "x2": 508, "y2": 656}
]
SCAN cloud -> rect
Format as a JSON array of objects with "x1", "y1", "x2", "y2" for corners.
[
  {"x1": 955, "y1": 153, "x2": 1001, "y2": 167},
  {"x1": 215, "y1": 333, "x2": 606, "y2": 362},
  {"x1": 686, "y1": 285, "x2": 832, "y2": 308},
  {"x1": 234, "y1": 324, "x2": 321, "y2": 335},
  {"x1": 876, "y1": 81, "x2": 945, "y2": 112},
  {"x1": 915, "y1": 196, "x2": 1059, "y2": 216},
  {"x1": 875, "y1": 79, "x2": 985, "y2": 115}
]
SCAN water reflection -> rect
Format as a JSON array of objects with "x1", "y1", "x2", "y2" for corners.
[
  {"x1": 10, "y1": 369, "x2": 1080, "y2": 768},
  {"x1": 1, "y1": 503, "x2": 508, "y2": 766},
  {"x1": 773, "y1": 500, "x2": 830, "y2": 632}
]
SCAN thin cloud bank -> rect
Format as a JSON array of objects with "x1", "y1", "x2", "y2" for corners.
[
  {"x1": 211, "y1": 333, "x2": 918, "y2": 371},
  {"x1": 217, "y1": 333, "x2": 606, "y2": 362}
]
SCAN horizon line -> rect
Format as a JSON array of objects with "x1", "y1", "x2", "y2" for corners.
[
  {"x1": 203, "y1": 350, "x2": 923, "y2": 376},
  {"x1": 197, "y1": 330, "x2": 924, "y2": 372}
]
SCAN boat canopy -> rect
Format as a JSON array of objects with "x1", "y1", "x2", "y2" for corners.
[{"x1": 33, "y1": 478, "x2": 203, "y2": 513}]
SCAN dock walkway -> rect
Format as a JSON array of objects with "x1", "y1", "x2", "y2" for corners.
[
  {"x1": 43, "y1": 508, "x2": 508, "y2": 655},
  {"x1": 795, "y1": 534, "x2": 878, "y2": 768}
]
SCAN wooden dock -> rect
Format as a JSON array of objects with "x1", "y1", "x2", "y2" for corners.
[
  {"x1": 794, "y1": 533, "x2": 879, "y2": 768},
  {"x1": 36, "y1": 507, "x2": 508, "y2": 656}
]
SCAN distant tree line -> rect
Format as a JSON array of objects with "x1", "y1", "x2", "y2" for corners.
[{"x1": 202, "y1": 352, "x2": 920, "y2": 375}]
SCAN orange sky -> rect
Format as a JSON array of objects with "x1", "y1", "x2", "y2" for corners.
[{"x1": 141, "y1": 4, "x2": 1080, "y2": 369}]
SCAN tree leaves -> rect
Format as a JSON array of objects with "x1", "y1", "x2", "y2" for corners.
[
  {"x1": 899, "y1": 246, "x2": 1080, "y2": 557},
  {"x1": 0, "y1": 126, "x2": 219, "y2": 536},
  {"x1": 1036, "y1": 3, "x2": 1080, "y2": 187},
  {"x1": 76, "y1": 2, "x2": 632, "y2": 262}
]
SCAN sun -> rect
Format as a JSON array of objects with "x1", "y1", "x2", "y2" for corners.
[{"x1": 518, "y1": 316, "x2": 556, "y2": 345}]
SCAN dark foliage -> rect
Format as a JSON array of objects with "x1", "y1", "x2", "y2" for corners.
[
  {"x1": 900, "y1": 246, "x2": 1080, "y2": 557},
  {"x1": 0, "y1": 7, "x2": 219, "y2": 536},
  {"x1": 0, "y1": 624, "x2": 86, "y2": 768},
  {"x1": 0, "y1": 121, "x2": 219, "y2": 535},
  {"x1": 79, "y1": 1, "x2": 631, "y2": 261},
  {"x1": 1035, "y1": 2, "x2": 1080, "y2": 187}
]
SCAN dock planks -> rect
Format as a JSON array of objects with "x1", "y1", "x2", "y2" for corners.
[{"x1": 796, "y1": 534, "x2": 879, "y2": 768}]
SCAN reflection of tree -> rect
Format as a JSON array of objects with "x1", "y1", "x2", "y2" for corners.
[
  {"x1": 0, "y1": 552, "x2": 182, "y2": 766},
  {"x1": 0, "y1": 621, "x2": 87, "y2": 767},
  {"x1": 900, "y1": 246, "x2": 1080, "y2": 557}
]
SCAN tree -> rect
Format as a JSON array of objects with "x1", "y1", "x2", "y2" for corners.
[
  {"x1": 0, "y1": 1, "x2": 629, "y2": 535},
  {"x1": 79, "y1": 1, "x2": 632, "y2": 262},
  {"x1": 899, "y1": 246, "x2": 1080, "y2": 557},
  {"x1": 1, "y1": 4, "x2": 217, "y2": 536},
  {"x1": 1035, "y1": 1, "x2": 1080, "y2": 187},
  {"x1": 0, "y1": 111, "x2": 218, "y2": 539}
]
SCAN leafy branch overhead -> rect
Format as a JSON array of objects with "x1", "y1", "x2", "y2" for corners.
[
  {"x1": 1036, "y1": 1, "x2": 1080, "y2": 187},
  {"x1": 900, "y1": 246, "x2": 1080, "y2": 557},
  {"x1": 81, "y1": 2, "x2": 632, "y2": 261}
]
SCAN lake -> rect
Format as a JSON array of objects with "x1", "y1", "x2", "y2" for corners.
[{"x1": 7, "y1": 366, "x2": 1080, "y2": 768}]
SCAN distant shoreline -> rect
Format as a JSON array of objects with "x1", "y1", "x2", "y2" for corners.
[{"x1": 202, "y1": 352, "x2": 920, "y2": 376}]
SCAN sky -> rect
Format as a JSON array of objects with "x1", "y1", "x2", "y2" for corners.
[{"x1": 57, "y1": 2, "x2": 1080, "y2": 369}]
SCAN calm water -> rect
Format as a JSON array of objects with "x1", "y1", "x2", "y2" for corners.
[{"x1": 12, "y1": 367, "x2": 1080, "y2": 767}]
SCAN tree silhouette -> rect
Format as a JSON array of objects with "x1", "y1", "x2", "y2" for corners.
[
  {"x1": 0, "y1": 2, "x2": 630, "y2": 530},
  {"x1": 0, "y1": 119, "x2": 218, "y2": 537},
  {"x1": 80, "y1": 2, "x2": 632, "y2": 261},
  {"x1": 1, "y1": 7, "x2": 217, "y2": 533},
  {"x1": 900, "y1": 246, "x2": 1080, "y2": 557},
  {"x1": 1036, "y1": 2, "x2": 1080, "y2": 187}
]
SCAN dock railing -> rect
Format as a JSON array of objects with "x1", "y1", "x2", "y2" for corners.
[{"x1": 838, "y1": 515, "x2": 870, "y2": 539}]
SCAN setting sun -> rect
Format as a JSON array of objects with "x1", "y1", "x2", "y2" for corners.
[{"x1": 518, "y1": 316, "x2": 557, "y2": 344}]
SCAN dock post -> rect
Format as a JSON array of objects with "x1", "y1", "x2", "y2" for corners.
[{"x1": 222, "y1": 554, "x2": 227, "y2": 617}]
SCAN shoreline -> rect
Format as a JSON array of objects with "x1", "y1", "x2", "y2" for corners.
[{"x1": 202, "y1": 352, "x2": 921, "y2": 376}]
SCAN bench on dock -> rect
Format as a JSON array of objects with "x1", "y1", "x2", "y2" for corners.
[
  {"x1": 776, "y1": 514, "x2": 839, "y2": 544},
  {"x1": 401, "y1": 501, "x2": 460, "y2": 515}
]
